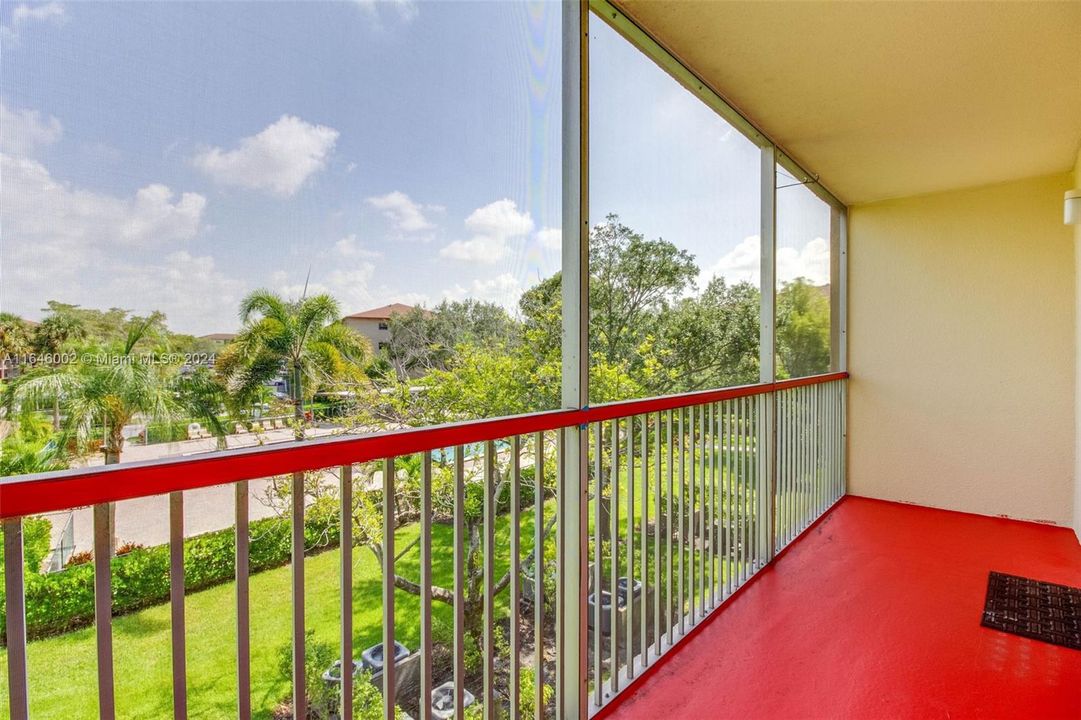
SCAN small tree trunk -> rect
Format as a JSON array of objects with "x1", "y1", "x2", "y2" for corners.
[
  {"x1": 103, "y1": 428, "x2": 124, "y2": 557},
  {"x1": 52, "y1": 397, "x2": 60, "y2": 431},
  {"x1": 291, "y1": 362, "x2": 304, "y2": 441}
]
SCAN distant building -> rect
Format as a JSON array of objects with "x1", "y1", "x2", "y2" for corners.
[
  {"x1": 198, "y1": 333, "x2": 237, "y2": 346},
  {"x1": 342, "y1": 303, "x2": 428, "y2": 351}
]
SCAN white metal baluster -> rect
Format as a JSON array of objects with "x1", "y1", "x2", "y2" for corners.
[
  {"x1": 793, "y1": 390, "x2": 801, "y2": 537},
  {"x1": 418, "y1": 456, "x2": 432, "y2": 720},
  {"x1": 483, "y1": 442, "x2": 495, "y2": 719},
  {"x1": 555, "y1": 430, "x2": 564, "y2": 715},
  {"x1": 722, "y1": 401, "x2": 731, "y2": 598},
  {"x1": 235, "y1": 481, "x2": 251, "y2": 720},
  {"x1": 653, "y1": 413, "x2": 662, "y2": 655},
  {"x1": 94, "y1": 502, "x2": 116, "y2": 720},
  {"x1": 533, "y1": 433, "x2": 545, "y2": 720},
  {"x1": 742, "y1": 397, "x2": 750, "y2": 583},
  {"x1": 785, "y1": 392, "x2": 791, "y2": 547},
  {"x1": 454, "y1": 449, "x2": 466, "y2": 720},
  {"x1": 815, "y1": 386, "x2": 822, "y2": 517},
  {"x1": 609, "y1": 418, "x2": 619, "y2": 692},
  {"x1": 697, "y1": 404, "x2": 706, "y2": 613},
  {"x1": 704, "y1": 399, "x2": 713, "y2": 609},
  {"x1": 677, "y1": 408, "x2": 685, "y2": 635},
  {"x1": 639, "y1": 414, "x2": 648, "y2": 665},
  {"x1": 803, "y1": 387, "x2": 811, "y2": 531},
  {"x1": 687, "y1": 405, "x2": 696, "y2": 623},
  {"x1": 509, "y1": 437, "x2": 521, "y2": 720},
  {"x1": 291, "y1": 472, "x2": 306, "y2": 720},
  {"x1": 665, "y1": 410, "x2": 674, "y2": 645},
  {"x1": 835, "y1": 382, "x2": 842, "y2": 502},
  {"x1": 787, "y1": 392, "x2": 794, "y2": 545},
  {"x1": 3, "y1": 518, "x2": 30, "y2": 720},
  {"x1": 592, "y1": 424, "x2": 602, "y2": 707},
  {"x1": 382, "y1": 457, "x2": 396, "y2": 720},
  {"x1": 342, "y1": 465, "x2": 355, "y2": 720},
  {"x1": 752, "y1": 396, "x2": 759, "y2": 572},
  {"x1": 170, "y1": 491, "x2": 187, "y2": 719},
  {"x1": 626, "y1": 415, "x2": 635, "y2": 675},
  {"x1": 730, "y1": 395, "x2": 739, "y2": 588}
]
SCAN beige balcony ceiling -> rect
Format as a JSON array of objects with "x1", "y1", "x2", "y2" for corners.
[{"x1": 615, "y1": 0, "x2": 1081, "y2": 204}]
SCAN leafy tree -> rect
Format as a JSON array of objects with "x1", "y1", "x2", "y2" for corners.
[
  {"x1": 0, "y1": 312, "x2": 33, "y2": 363},
  {"x1": 0, "y1": 432, "x2": 67, "y2": 477},
  {"x1": 519, "y1": 214, "x2": 698, "y2": 402},
  {"x1": 776, "y1": 278, "x2": 830, "y2": 378},
  {"x1": 217, "y1": 291, "x2": 371, "y2": 439},
  {"x1": 383, "y1": 300, "x2": 518, "y2": 380},
  {"x1": 651, "y1": 278, "x2": 761, "y2": 392},
  {"x1": 349, "y1": 448, "x2": 558, "y2": 652},
  {"x1": 38, "y1": 302, "x2": 137, "y2": 346},
  {"x1": 589, "y1": 214, "x2": 697, "y2": 367}
]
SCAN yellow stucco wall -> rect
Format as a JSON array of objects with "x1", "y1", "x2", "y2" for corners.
[
  {"x1": 1074, "y1": 147, "x2": 1081, "y2": 538},
  {"x1": 848, "y1": 173, "x2": 1075, "y2": 525}
]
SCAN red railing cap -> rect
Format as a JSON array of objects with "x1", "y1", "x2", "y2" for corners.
[{"x1": 0, "y1": 372, "x2": 846, "y2": 518}]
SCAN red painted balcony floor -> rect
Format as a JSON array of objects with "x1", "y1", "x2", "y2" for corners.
[{"x1": 601, "y1": 496, "x2": 1081, "y2": 720}]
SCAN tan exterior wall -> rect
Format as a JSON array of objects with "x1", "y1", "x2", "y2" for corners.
[
  {"x1": 342, "y1": 317, "x2": 390, "y2": 351},
  {"x1": 848, "y1": 173, "x2": 1075, "y2": 526},
  {"x1": 1074, "y1": 146, "x2": 1081, "y2": 539}
]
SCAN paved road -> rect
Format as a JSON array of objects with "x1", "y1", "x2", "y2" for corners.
[{"x1": 44, "y1": 426, "x2": 342, "y2": 560}]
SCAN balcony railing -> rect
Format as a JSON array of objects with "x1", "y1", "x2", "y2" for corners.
[{"x1": 1, "y1": 372, "x2": 846, "y2": 720}]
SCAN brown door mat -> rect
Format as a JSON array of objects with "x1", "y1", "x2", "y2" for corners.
[{"x1": 981, "y1": 571, "x2": 1080, "y2": 651}]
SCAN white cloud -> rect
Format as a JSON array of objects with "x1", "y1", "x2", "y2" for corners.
[
  {"x1": 440, "y1": 199, "x2": 534, "y2": 263},
  {"x1": 354, "y1": 0, "x2": 418, "y2": 24},
  {"x1": 0, "y1": 151, "x2": 213, "y2": 327},
  {"x1": 2, "y1": 2, "x2": 65, "y2": 41},
  {"x1": 333, "y1": 234, "x2": 382, "y2": 259},
  {"x1": 703, "y1": 235, "x2": 831, "y2": 287},
  {"x1": 366, "y1": 191, "x2": 435, "y2": 233},
  {"x1": 12, "y1": 1, "x2": 64, "y2": 23},
  {"x1": 273, "y1": 264, "x2": 377, "y2": 316},
  {"x1": 192, "y1": 115, "x2": 339, "y2": 197},
  {"x1": 443, "y1": 273, "x2": 524, "y2": 309},
  {"x1": 102, "y1": 252, "x2": 247, "y2": 334},
  {"x1": 0, "y1": 103, "x2": 62, "y2": 156},
  {"x1": 1, "y1": 153, "x2": 205, "y2": 251},
  {"x1": 535, "y1": 227, "x2": 562, "y2": 250}
]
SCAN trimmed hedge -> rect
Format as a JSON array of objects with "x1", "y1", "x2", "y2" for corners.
[{"x1": 1, "y1": 498, "x2": 340, "y2": 643}]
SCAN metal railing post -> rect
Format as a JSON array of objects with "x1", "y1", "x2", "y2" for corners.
[{"x1": 3, "y1": 518, "x2": 30, "y2": 720}]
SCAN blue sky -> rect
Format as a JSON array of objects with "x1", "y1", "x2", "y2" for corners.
[{"x1": 1, "y1": 1, "x2": 829, "y2": 336}]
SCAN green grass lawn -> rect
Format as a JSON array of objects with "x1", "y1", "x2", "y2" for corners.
[
  {"x1": 0, "y1": 441, "x2": 783, "y2": 719},
  {"x1": 0, "y1": 502, "x2": 551, "y2": 720}
]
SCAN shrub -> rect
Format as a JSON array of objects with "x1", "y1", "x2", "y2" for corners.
[
  {"x1": 1, "y1": 504, "x2": 341, "y2": 643},
  {"x1": 0, "y1": 516, "x2": 52, "y2": 576},
  {"x1": 276, "y1": 629, "x2": 338, "y2": 719}
]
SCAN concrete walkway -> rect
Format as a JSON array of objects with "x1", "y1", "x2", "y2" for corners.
[{"x1": 44, "y1": 426, "x2": 343, "y2": 559}]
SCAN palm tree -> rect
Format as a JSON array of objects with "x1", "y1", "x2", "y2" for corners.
[
  {"x1": 10, "y1": 318, "x2": 180, "y2": 464},
  {"x1": 7, "y1": 318, "x2": 180, "y2": 552},
  {"x1": 31, "y1": 313, "x2": 87, "y2": 429},
  {"x1": 178, "y1": 367, "x2": 230, "y2": 451},
  {"x1": 217, "y1": 290, "x2": 370, "y2": 440}
]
